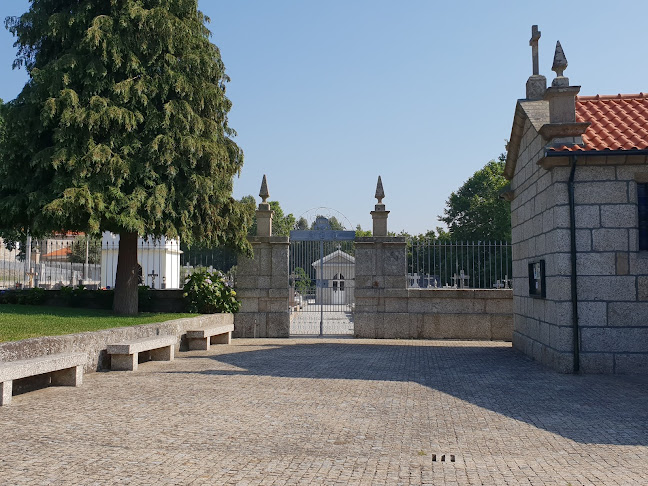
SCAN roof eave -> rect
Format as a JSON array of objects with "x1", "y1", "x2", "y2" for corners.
[{"x1": 504, "y1": 101, "x2": 528, "y2": 180}]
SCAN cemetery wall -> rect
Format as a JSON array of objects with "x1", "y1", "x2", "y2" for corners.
[
  {"x1": 354, "y1": 289, "x2": 513, "y2": 340},
  {"x1": 0, "y1": 313, "x2": 233, "y2": 373},
  {"x1": 510, "y1": 118, "x2": 648, "y2": 374},
  {"x1": 354, "y1": 237, "x2": 512, "y2": 340}
]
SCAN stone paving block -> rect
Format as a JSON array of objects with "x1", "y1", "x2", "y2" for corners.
[{"x1": 0, "y1": 338, "x2": 646, "y2": 485}]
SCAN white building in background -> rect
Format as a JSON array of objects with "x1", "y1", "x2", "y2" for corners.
[
  {"x1": 100, "y1": 233, "x2": 182, "y2": 289},
  {"x1": 312, "y1": 249, "x2": 355, "y2": 305}
]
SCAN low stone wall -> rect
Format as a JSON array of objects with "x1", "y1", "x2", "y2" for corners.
[
  {"x1": 0, "y1": 313, "x2": 233, "y2": 373},
  {"x1": 354, "y1": 289, "x2": 513, "y2": 340}
]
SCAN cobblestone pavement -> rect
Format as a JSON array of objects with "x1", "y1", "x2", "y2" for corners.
[{"x1": 1, "y1": 339, "x2": 647, "y2": 485}]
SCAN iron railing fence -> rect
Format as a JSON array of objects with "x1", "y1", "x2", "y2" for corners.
[
  {"x1": 407, "y1": 239, "x2": 512, "y2": 289},
  {"x1": 0, "y1": 237, "x2": 237, "y2": 291}
]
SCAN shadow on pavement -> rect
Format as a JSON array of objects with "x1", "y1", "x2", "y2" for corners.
[{"x1": 173, "y1": 340, "x2": 648, "y2": 447}]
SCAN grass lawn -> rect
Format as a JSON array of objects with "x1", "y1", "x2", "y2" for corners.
[{"x1": 0, "y1": 305, "x2": 196, "y2": 343}]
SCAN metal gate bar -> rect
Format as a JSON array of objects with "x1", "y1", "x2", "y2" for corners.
[{"x1": 289, "y1": 227, "x2": 355, "y2": 336}]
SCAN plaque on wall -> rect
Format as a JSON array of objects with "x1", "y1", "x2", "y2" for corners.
[{"x1": 528, "y1": 260, "x2": 546, "y2": 299}]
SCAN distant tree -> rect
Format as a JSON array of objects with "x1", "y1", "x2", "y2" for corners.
[
  {"x1": 295, "y1": 217, "x2": 308, "y2": 231},
  {"x1": 310, "y1": 215, "x2": 345, "y2": 230},
  {"x1": 439, "y1": 155, "x2": 511, "y2": 241},
  {"x1": 70, "y1": 235, "x2": 101, "y2": 264},
  {"x1": 355, "y1": 225, "x2": 372, "y2": 237},
  {"x1": 242, "y1": 197, "x2": 296, "y2": 237},
  {"x1": 292, "y1": 267, "x2": 311, "y2": 294},
  {"x1": 0, "y1": 2, "x2": 253, "y2": 314},
  {"x1": 270, "y1": 201, "x2": 296, "y2": 237}
]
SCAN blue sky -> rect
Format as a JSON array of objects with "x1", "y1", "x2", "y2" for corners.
[{"x1": 1, "y1": 1, "x2": 647, "y2": 234}]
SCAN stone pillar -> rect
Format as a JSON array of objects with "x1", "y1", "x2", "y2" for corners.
[
  {"x1": 354, "y1": 177, "x2": 408, "y2": 338},
  {"x1": 539, "y1": 41, "x2": 589, "y2": 148},
  {"x1": 234, "y1": 175, "x2": 290, "y2": 338}
]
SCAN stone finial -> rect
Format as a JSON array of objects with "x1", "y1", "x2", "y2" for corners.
[
  {"x1": 259, "y1": 174, "x2": 269, "y2": 203},
  {"x1": 375, "y1": 176, "x2": 385, "y2": 204},
  {"x1": 529, "y1": 25, "x2": 541, "y2": 76},
  {"x1": 551, "y1": 41, "x2": 569, "y2": 87}
]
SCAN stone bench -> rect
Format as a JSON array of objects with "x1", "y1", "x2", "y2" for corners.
[
  {"x1": 186, "y1": 323, "x2": 234, "y2": 351},
  {"x1": 107, "y1": 335, "x2": 177, "y2": 371},
  {"x1": 0, "y1": 353, "x2": 85, "y2": 406}
]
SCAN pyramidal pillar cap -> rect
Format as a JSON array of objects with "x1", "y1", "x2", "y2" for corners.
[
  {"x1": 374, "y1": 175, "x2": 386, "y2": 210},
  {"x1": 371, "y1": 176, "x2": 389, "y2": 236},
  {"x1": 256, "y1": 174, "x2": 273, "y2": 236},
  {"x1": 551, "y1": 41, "x2": 569, "y2": 87}
]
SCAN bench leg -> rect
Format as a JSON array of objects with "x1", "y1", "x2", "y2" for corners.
[
  {"x1": 0, "y1": 380, "x2": 12, "y2": 406},
  {"x1": 211, "y1": 331, "x2": 231, "y2": 345},
  {"x1": 150, "y1": 345, "x2": 174, "y2": 362},
  {"x1": 112, "y1": 353, "x2": 138, "y2": 371},
  {"x1": 188, "y1": 337, "x2": 210, "y2": 351},
  {"x1": 51, "y1": 365, "x2": 83, "y2": 387}
]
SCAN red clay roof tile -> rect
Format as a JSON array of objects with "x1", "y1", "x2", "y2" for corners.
[{"x1": 551, "y1": 93, "x2": 648, "y2": 152}]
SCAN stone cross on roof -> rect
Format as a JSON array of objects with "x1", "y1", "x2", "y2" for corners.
[
  {"x1": 259, "y1": 174, "x2": 269, "y2": 203},
  {"x1": 375, "y1": 176, "x2": 385, "y2": 204},
  {"x1": 529, "y1": 25, "x2": 541, "y2": 76}
]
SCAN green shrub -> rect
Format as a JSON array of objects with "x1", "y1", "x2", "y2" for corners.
[
  {"x1": 182, "y1": 270, "x2": 240, "y2": 314},
  {"x1": 0, "y1": 288, "x2": 46, "y2": 305}
]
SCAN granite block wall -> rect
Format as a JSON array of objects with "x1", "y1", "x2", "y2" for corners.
[
  {"x1": 510, "y1": 115, "x2": 648, "y2": 373},
  {"x1": 234, "y1": 236, "x2": 291, "y2": 338},
  {"x1": 354, "y1": 237, "x2": 513, "y2": 341}
]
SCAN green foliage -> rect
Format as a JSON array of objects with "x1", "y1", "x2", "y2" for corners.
[
  {"x1": 242, "y1": 197, "x2": 297, "y2": 237},
  {"x1": 310, "y1": 215, "x2": 345, "y2": 230},
  {"x1": 183, "y1": 269, "x2": 240, "y2": 314},
  {"x1": 69, "y1": 234, "x2": 101, "y2": 264},
  {"x1": 355, "y1": 225, "x2": 372, "y2": 237},
  {"x1": 439, "y1": 155, "x2": 511, "y2": 241},
  {"x1": 292, "y1": 267, "x2": 311, "y2": 294},
  {"x1": 295, "y1": 217, "x2": 308, "y2": 230},
  {"x1": 0, "y1": 287, "x2": 45, "y2": 305},
  {"x1": 0, "y1": 1, "x2": 253, "y2": 251}
]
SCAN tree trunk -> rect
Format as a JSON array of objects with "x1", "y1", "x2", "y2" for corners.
[{"x1": 113, "y1": 232, "x2": 139, "y2": 315}]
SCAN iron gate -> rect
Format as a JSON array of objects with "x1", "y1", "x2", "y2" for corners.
[{"x1": 289, "y1": 218, "x2": 356, "y2": 336}]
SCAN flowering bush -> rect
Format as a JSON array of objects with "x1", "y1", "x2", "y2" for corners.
[{"x1": 182, "y1": 269, "x2": 240, "y2": 314}]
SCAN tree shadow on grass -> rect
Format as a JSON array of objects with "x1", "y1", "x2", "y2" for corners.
[{"x1": 173, "y1": 340, "x2": 648, "y2": 447}]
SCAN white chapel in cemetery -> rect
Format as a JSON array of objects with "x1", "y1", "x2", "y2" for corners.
[{"x1": 312, "y1": 249, "x2": 355, "y2": 305}]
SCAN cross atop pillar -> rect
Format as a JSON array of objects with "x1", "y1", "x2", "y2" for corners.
[
  {"x1": 530, "y1": 25, "x2": 541, "y2": 76},
  {"x1": 525, "y1": 24, "x2": 547, "y2": 101}
]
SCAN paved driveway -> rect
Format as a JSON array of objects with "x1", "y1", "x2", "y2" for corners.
[{"x1": 1, "y1": 338, "x2": 646, "y2": 485}]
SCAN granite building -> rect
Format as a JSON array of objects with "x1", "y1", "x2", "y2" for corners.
[{"x1": 504, "y1": 26, "x2": 648, "y2": 373}]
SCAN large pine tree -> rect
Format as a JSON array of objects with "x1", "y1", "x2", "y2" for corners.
[{"x1": 0, "y1": 0, "x2": 254, "y2": 314}]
